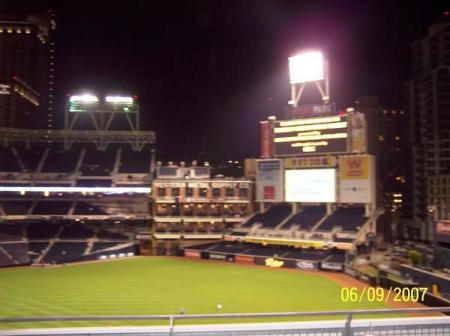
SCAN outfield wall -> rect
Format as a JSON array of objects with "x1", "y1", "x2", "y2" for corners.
[{"x1": 183, "y1": 249, "x2": 343, "y2": 272}]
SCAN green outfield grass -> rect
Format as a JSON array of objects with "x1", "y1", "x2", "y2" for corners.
[{"x1": 0, "y1": 257, "x2": 390, "y2": 329}]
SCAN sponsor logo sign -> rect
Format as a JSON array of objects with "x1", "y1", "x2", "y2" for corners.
[
  {"x1": 209, "y1": 253, "x2": 227, "y2": 260},
  {"x1": 265, "y1": 258, "x2": 284, "y2": 268},
  {"x1": 256, "y1": 159, "x2": 283, "y2": 202},
  {"x1": 284, "y1": 156, "x2": 336, "y2": 169},
  {"x1": 296, "y1": 260, "x2": 317, "y2": 270},
  {"x1": 339, "y1": 155, "x2": 374, "y2": 203},
  {"x1": 235, "y1": 255, "x2": 254, "y2": 264},
  {"x1": 321, "y1": 262, "x2": 344, "y2": 271},
  {"x1": 436, "y1": 220, "x2": 450, "y2": 235},
  {"x1": 184, "y1": 250, "x2": 200, "y2": 259}
]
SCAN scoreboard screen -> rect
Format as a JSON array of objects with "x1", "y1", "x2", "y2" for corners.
[{"x1": 273, "y1": 114, "x2": 348, "y2": 156}]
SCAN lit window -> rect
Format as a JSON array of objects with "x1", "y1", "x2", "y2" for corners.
[{"x1": 25, "y1": 28, "x2": 31, "y2": 34}]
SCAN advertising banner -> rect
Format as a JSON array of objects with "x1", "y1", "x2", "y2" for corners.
[
  {"x1": 284, "y1": 156, "x2": 336, "y2": 169},
  {"x1": 256, "y1": 159, "x2": 283, "y2": 202},
  {"x1": 295, "y1": 260, "x2": 318, "y2": 270},
  {"x1": 436, "y1": 220, "x2": 450, "y2": 235},
  {"x1": 286, "y1": 103, "x2": 336, "y2": 119},
  {"x1": 320, "y1": 262, "x2": 344, "y2": 271},
  {"x1": 235, "y1": 254, "x2": 254, "y2": 264},
  {"x1": 339, "y1": 155, "x2": 374, "y2": 203},
  {"x1": 264, "y1": 258, "x2": 285, "y2": 268},
  {"x1": 260, "y1": 121, "x2": 273, "y2": 158},
  {"x1": 184, "y1": 250, "x2": 200, "y2": 259}
]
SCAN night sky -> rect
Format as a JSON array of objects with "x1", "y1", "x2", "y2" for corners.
[{"x1": 1, "y1": 0, "x2": 448, "y2": 162}]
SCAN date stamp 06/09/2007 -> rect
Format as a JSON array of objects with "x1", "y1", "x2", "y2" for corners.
[{"x1": 340, "y1": 287, "x2": 429, "y2": 303}]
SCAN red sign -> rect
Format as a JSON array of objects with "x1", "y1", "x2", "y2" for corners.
[
  {"x1": 184, "y1": 250, "x2": 200, "y2": 258},
  {"x1": 260, "y1": 121, "x2": 273, "y2": 158},
  {"x1": 235, "y1": 255, "x2": 254, "y2": 264},
  {"x1": 263, "y1": 186, "x2": 275, "y2": 199},
  {"x1": 436, "y1": 220, "x2": 450, "y2": 235}
]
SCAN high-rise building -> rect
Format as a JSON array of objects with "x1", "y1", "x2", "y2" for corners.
[
  {"x1": 405, "y1": 13, "x2": 450, "y2": 240},
  {"x1": 0, "y1": 11, "x2": 56, "y2": 129}
]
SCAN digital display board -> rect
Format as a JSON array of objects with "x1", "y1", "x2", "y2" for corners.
[
  {"x1": 285, "y1": 169, "x2": 336, "y2": 203},
  {"x1": 273, "y1": 115, "x2": 348, "y2": 156}
]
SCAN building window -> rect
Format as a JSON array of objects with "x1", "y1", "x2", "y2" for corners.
[
  {"x1": 157, "y1": 188, "x2": 166, "y2": 197},
  {"x1": 212, "y1": 188, "x2": 220, "y2": 197},
  {"x1": 199, "y1": 188, "x2": 208, "y2": 197},
  {"x1": 185, "y1": 187, "x2": 193, "y2": 197},
  {"x1": 172, "y1": 188, "x2": 180, "y2": 197},
  {"x1": 225, "y1": 188, "x2": 234, "y2": 197},
  {"x1": 239, "y1": 188, "x2": 248, "y2": 198}
]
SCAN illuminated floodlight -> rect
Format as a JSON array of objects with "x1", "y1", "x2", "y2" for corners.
[
  {"x1": 289, "y1": 51, "x2": 325, "y2": 84},
  {"x1": 69, "y1": 94, "x2": 99, "y2": 103},
  {"x1": 105, "y1": 96, "x2": 133, "y2": 104}
]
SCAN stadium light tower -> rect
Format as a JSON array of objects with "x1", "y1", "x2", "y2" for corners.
[
  {"x1": 288, "y1": 50, "x2": 330, "y2": 106},
  {"x1": 65, "y1": 93, "x2": 140, "y2": 132}
]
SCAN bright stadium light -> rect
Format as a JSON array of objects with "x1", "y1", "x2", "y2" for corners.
[
  {"x1": 105, "y1": 96, "x2": 134, "y2": 104},
  {"x1": 288, "y1": 50, "x2": 329, "y2": 106},
  {"x1": 69, "y1": 94, "x2": 99, "y2": 103},
  {"x1": 289, "y1": 51, "x2": 325, "y2": 84}
]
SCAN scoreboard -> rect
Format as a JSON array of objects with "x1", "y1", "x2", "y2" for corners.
[{"x1": 273, "y1": 114, "x2": 348, "y2": 156}]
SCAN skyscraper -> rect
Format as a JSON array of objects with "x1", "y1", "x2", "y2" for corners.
[
  {"x1": 405, "y1": 13, "x2": 450, "y2": 240},
  {"x1": 0, "y1": 11, "x2": 56, "y2": 129}
]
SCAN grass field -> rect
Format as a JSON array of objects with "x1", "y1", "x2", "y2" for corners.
[{"x1": 0, "y1": 257, "x2": 390, "y2": 329}]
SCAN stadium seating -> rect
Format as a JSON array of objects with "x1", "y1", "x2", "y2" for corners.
[
  {"x1": 0, "y1": 201, "x2": 32, "y2": 215},
  {"x1": 119, "y1": 149, "x2": 151, "y2": 173},
  {"x1": 27, "y1": 222, "x2": 61, "y2": 239},
  {"x1": 33, "y1": 201, "x2": 72, "y2": 215},
  {"x1": 0, "y1": 248, "x2": 14, "y2": 266},
  {"x1": 316, "y1": 207, "x2": 367, "y2": 232},
  {"x1": 325, "y1": 253, "x2": 345, "y2": 263},
  {"x1": 41, "y1": 148, "x2": 80, "y2": 173},
  {"x1": 0, "y1": 224, "x2": 23, "y2": 241},
  {"x1": 43, "y1": 242, "x2": 88, "y2": 263},
  {"x1": 258, "y1": 204, "x2": 292, "y2": 228},
  {"x1": 1, "y1": 243, "x2": 29, "y2": 264},
  {"x1": 81, "y1": 146, "x2": 117, "y2": 176},
  {"x1": 73, "y1": 202, "x2": 107, "y2": 215},
  {"x1": 280, "y1": 206, "x2": 326, "y2": 230},
  {"x1": 96, "y1": 230, "x2": 128, "y2": 240},
  {"x1": 59, "y1": 224, "x2": 93, "y2": 239},
  {"x1": 14, "y1": 147, "x2": 44, "y2": 172},
  {"x1": 0, "y1": 147, "x2": 20, "y2": 171},
  {"x1": 282, "y1": 249, "x2": 329, "y2": 261}
]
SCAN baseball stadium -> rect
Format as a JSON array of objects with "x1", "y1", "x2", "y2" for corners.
[{"x1": 1, "y1": 6, "x2": 450, "y2": 336}]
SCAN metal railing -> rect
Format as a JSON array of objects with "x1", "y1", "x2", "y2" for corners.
[{"x1": 1, "y1": 307, "x2": 450, "y2": 336}]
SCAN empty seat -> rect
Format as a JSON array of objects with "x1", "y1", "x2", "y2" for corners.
[
  {"x1": 317, "y1": 207, "x2": 367, "y2": 232},
  {"x1": 281, "y1": 206, "x2": 326, "y2": 230},
  {"x1": 41, "y1": 148, "x2": 80, "y2": 173},
  {"x1": 33, "y1": 201, "x2": 72, "y2": 215},
  {"x1": 43, "y1": 242, "x2": 87, "y2": 263},
  {"x1": 59, "y1": 225, "x2": 93, "y2": 239},
  {"x1": 0, "y1": 201, "x2": 32, "y2": 215},
  {"x1": 27, "y1": 222, "x2": 61, "y2": 239}
]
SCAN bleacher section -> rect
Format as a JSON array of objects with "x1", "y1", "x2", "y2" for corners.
[
  {"x1": 33, "y1": 201, "x2": 72, "y2": 215},
  {"x1": 41, "y1": 148, "x2": 80, "y2": 173},
  {"x1": 281, "y1": 206, "x2": 326, "y2": 230},
  {"x1": 0, "y1": 221, "x2": 137, "y2": 267},
  {"x1": 317, "y1": 207, "x2": 367, "y2": 232},
  {"x1": 81, "y1": 146, "x2": 117, "y2": 176},
  {"x1": 73, "y1": 202, "x2": 107, "y2": 215},
  {"x1": 0, "y1": 147, "x2": 20, "y2": 172},
  {"x1": 119, "y1": 149, "x2": 151, "y2": 173},
  {"x1": 242, "y1": 204, "x2": 291, "y2": 229},
  {"x1": 0, "y1": 201, "x2": 32, "y2": 215},
  {"x1": 43, "y1": 242, "x2": 88, "y2": 263}
]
